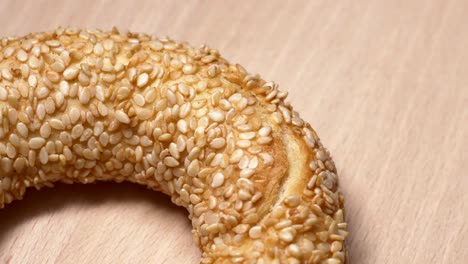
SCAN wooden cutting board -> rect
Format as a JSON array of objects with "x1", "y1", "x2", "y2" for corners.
[{"x1": 0, "y1": 1, "x2": 466, "y2": 263}]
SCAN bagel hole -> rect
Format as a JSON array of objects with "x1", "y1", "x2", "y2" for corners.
[{"x1": 0, "y1": 182, "x2": 201, "y2": 263}]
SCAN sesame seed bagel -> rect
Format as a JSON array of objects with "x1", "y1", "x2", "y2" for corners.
[{"x1": 0, "y1": 28, "x2": 347, "y2": 263}]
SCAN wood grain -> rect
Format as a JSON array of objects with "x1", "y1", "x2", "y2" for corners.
[{"x1": 0, "y1": 0, "x2": 466, "y2": 263}]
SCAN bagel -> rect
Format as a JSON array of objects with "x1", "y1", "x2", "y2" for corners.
[{"x1": 0, "y1": 28, "x2": 348, "y2": 263}]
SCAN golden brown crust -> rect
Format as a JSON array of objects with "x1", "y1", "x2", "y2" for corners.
[{"x1": 0, "y1": 28, "x2": 347, "y2": 263}]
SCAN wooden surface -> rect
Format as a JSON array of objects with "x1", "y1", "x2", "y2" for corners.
[{"x1": 0, "y1": 0, "x2": 466, "y2": 263}]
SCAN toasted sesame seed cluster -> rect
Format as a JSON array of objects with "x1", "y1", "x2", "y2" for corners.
[{"x1": 0, "y1": 28, "x2": 347, "y2": 263}]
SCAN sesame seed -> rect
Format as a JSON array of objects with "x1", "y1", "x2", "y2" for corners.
[
  {"x1": 16, "y1": 49, "x2": 28, "y2": 62},
  {"x1": 13, "y1": 158, "x2": 26, "y2": 173},
  {"x1": 211, "y1": 172, "x2": 225, "y2": 188},
  {"x1": 97, "y1": 102, "x2": 108, "y2": 117},
  {"x1": 279, "y1": 227, "x2": 295, "y2": 242},
  {"x1": 28, "y1": 55, "x2": 40, "y2": 69},
  {"x1": 326, "y1": 258, "x2": 342, "y2": 264},
  {"x1": 103, "y1": 39, "x2": 114, "y2": 50},
  {"x1": 137, "y1": 73, "x2": 149, "y2": 87},
  {"x1": 187, "y1": 147, "x2": 201, "y2": 160},
  {"x1": 169, "y1": 143, "x2": 180, "y2": 159},
  {"x1": 6, "y1": 143, "x2": 16, "y2": 158},
  {"x1": 148, "y1": 40, "x2": 163, "y2": 51},
  {"x1": 210, "y1": 138, "x2": 226, "y2": 149},
  {"x1": 284, "y1": 195, "x2": 301, "y2": 207},
  {"x1": 0, "y1": 87, "x2": 7, "y2": 101},
  {"x1": 95, "y1": 86, "x2": 105, "y2": 101},
  {"x1": 182, "y1": 64, "x2": 196, "y2": 74},
  {"x1": 39, "y1": 123, "x2": 51, "y2": 138},
  {"x1": 93, "y1": 43, "x2": 104, "y2": 55},
  {"x1": 259, "y1": 126, "x2": 272, "y2": 137},
  {"x1": 99, "y1": 133, "x2": 109, "y2": 147},
  {"x1": 79, "y1": 88, "x2": 91, "y2": 104},
  {"x1": 179, "y1": 103, "x2": 191, "y2": 118},
  {"x1": 164, "y1": 156, "x2": 179, "y2": 167},
  {"x1": 233, "y1": 224, "x2": 249, "y2": 234},
  {"x1": 116, "y1": 86, "x2": 131, "y2": 100},
  {"x1": 316, "y1": 149, "x2": 327, "y2": 161},
  {"x1": 136, "y1": 109, "x2": 153, "y2": 120},
  {"x1": 257, "y1": 136, "x2": 273, "y2": 144},
  {"x1": 29, "y1": 137, "x2": 45, "y2": 149},
  {"x1": 2, "y1": 69, "x2": 13, "y2": 81},
  {"x1": 39, "y1": 148, "x2": 48, "y2": 164},
  {"x1": 37, "y1": 87, "x2": 50, "y2": 99},
  {"x1": 238, "y1": 189, "x2": 252, "y2": 200},
  {"x1": 49, "y1": 118, "x2": 65, "y2": 130},
  {"x1": 9, "y1": 134, "x2": 20, "y2": 148},
  {"x1": 69, "y1": 107, "x2": 81, "y2": 124},
  {"x1": 208, "y1": 110, "x2": 225, "y2": 122},
  {"x1": 239, "y1": 132, "x2": 256, "y2": 140},
  {"x1": 50, "y1": 60, "x2": 65, "y2": 72},
  {"x1": 248, "y1": 226, "x2": 262, "y2": 239},
  {"x1": 238, "y1": 156, "x2": 250, "y2": 169},
  {"x1": 190, "y1": 194, "x2": 201, "y2": 204},
  {"x1": 16, "y1": 123, "x2": 29, "y2": 138},
  {"x1": 240, "y1": 168, "x2": 255, "y2": 178},
  {"x1": 177, "y1": 119, "x2": 188, "y2": 134},
  {"x1": 45, "y1": 40, "x2": 61, "y2": 47},
  {"x1": 187, "y1": 159, "x2": 200, "y2": 177},
  {"x1": 287, "y1": 244, "x2": 303, "y2": 258},
  {"x1": 3, "y1": 47, "x2": 15, "y2": 58},
  {"x1": 230, "y1": 149, "x2": 244, "y2": 163},
  {"x1": 236, "y1": 139, "x2": 251, "y2": 149},
  {"x1": 133, "y1": 94, "x2": 145, "y2": 106},
  {"x1": 115, "y1": 110, "x2": 130, "y2": 124},
  {"x1": 71, "y1": 124, "x2": 84, "y2": 139},
  {"x1": 331, "y1": 241, "x2": 343, "y2": 252},
  {"x1": 192, "y1": 99, "x2": 207, "y2": 109},
  {"x1": 244, "y1": 162, "x2": 257, "y2": 174},
  {"x1": 63, "y1": 67, "x2": 79, "y2": 80},
  {"x1": 0, "y1": 159, "x2": 12, "y2": 174}
]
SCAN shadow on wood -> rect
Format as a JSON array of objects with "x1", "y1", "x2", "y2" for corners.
[{"x1": 0, "y1": 182, "x2": 201, "y2": 263}]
